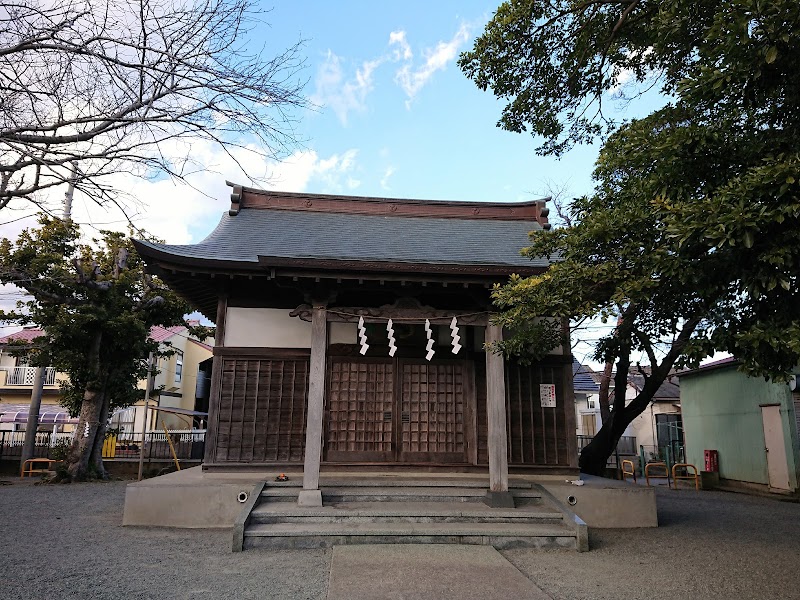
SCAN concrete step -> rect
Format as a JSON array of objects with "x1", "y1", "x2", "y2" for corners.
[
  {"x1": 261, "y1": 478, "x2": 533, "y2": 490},
  {"x1": 259, "y1": 486, "x2": 545, "y2": 505},
  {"x1": 249, "y1": 501, "x2": 564, "y2": 525},
  {"x1": 242, "y1": 521, "x2": 578, "y2": 550}
]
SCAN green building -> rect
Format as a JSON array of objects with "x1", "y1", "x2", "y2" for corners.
[{"x1": 679, "y1": 358, "x2": 800, "y2": 494}]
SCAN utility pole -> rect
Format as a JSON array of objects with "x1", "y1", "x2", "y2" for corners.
[
  {"x1": 19, "y1": 166, "x2": 78, "y2": 473},
  {"x1": 137, "y1": 352, "x2": 156, "y2": 481}
]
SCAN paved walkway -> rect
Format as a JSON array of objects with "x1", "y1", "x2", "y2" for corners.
[{"x1": 327, "y1": 545, "x2": 550, "y2": 600}]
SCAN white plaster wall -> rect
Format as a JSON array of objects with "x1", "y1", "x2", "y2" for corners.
[{"x1": 224, "y1": 307, "x2": 312, "y2": 348}]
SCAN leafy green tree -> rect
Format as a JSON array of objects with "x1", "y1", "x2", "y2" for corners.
[
  {"x1": 0, "y1": 217, "x2": 193, "y2": 480},
  {"x1": 460, "y1": 0, "x2": 800, "y2": 473}
]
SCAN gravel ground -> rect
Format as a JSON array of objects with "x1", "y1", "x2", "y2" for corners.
[
  {"x1": 0, "y1": 479, "x2": 329, "y2": 600},
  {"x1": 1, "y1": 478, "x2": 798, "y2": 600},
  {"x1": 504, "y1": 486, "x2": 800, "y2": 600}
]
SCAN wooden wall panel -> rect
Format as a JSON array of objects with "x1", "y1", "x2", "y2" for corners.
[
  {"x1": 214, "y1": 356, "x2": 309, "y2": 463},
  {"x1": 504, "y1": 361, "x2": 570, "y2": 466},
  {"x1": 399, "y1": 362, "x2": 466, "y2": 461},
  {"x1": 326, "y1": 359, "x2": 395, "y2": 461}
]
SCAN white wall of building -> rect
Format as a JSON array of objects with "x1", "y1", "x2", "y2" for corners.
[{"x1": 224, "y1": 307, "x2": 312, "y2": 348}]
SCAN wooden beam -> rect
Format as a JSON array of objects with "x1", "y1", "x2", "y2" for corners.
[
  {"x1": 289, "y1": 302, "x2": 489, "y2": 326},
  {"x1": 298, "y1": 306, "x2": 327, "y2": 507},
  {"x1": 485, "y1": 323, "x2": 512, "y2": 506}
]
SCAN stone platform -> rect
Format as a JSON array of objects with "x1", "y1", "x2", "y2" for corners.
[{"x1": 122, "y1": 467, "x2": 657, "y2": 535}]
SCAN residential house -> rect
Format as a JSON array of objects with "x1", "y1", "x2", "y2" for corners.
[
  {"x1": 112, "y1": 322, "x2": 213, "y2": 435},
  {"x1": 0, "y1": 324, "x2": 212, "y2": 438},
  {"x1": 679, "y1": 358, "x2": 800, "y2": 493},
  {"x1": 625, "y1": 372, "x2": 682, "y2": 459},
  {"x1": 0, "y1": 327, "x2": 72, "y2": 434},
  {"x1": 573, "y1": 359, "x2": 601, "y2": 436}
]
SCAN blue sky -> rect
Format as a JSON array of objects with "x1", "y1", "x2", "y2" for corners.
[{"x1": 190, "y1": 1, "x2": 603, "y2": 235}]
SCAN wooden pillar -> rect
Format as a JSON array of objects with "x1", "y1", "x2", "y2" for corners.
[
  {"x1": 485, "y1": 323, "x2": 513, "y2": 508},
  {"x1": 298, "y1": 306, "x2": 327, "y2": 507},
  {"x1": 203, "y1": 293, "x2": 227, "y2": 467}
]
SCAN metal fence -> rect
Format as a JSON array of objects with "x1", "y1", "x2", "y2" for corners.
[
  {"x1": 0, "y1": 429, "x2": 205, "y2": 462},
  {"x1": 577, "y1": 435, "x2": 637, "y2": 455}
]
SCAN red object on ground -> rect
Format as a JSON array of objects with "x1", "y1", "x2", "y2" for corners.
[{"x1": 704, "y1": 449, "x2": 719, "y2": 472}]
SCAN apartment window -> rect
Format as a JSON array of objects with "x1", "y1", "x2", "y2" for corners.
[
  {"x1": 587, "y1": 398, "x2": 597, "y2": 410},
  {"x1": 174, "y1": 351, "x2": 183, "y2": 383}
]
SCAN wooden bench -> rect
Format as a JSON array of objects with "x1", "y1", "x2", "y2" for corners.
[{"x1": 20, "y1": 458, "x2": 61, "y2": 478}]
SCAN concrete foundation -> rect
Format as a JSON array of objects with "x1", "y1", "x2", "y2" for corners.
[
  {"x1": 123, "y1": 467, "x2": 657, "y2": 529},
  {"x1": 540, "y1": 475, "x2": 658, "y2": 528}
]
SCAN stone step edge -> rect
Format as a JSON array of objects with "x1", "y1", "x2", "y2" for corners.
[
  {"x1": 260, "y1": 488, "x2": 543, "y2": 497},
  {"x1": 250, "y1": 508, "x2": 563, "y2": 520},
  {"x1": 262, "y1": 479, "x2": 534, "y2": 490},
  {"x1": 244, "y1": 523, "x2": 575, "y2": 538}
]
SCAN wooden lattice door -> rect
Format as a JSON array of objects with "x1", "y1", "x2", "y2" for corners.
[
  {"x1": 325, "y1": 358, "x2": 395, "y2": 462},
  {"x1": 398, "y1": 360, "x2": 468, "y2": 464}
]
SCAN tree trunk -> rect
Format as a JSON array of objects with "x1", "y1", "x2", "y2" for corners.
[
  {"x1": 66, "y1": 386, "x2": 106, "y2": 480},
  {"x1": 579, "y1": 406, "x2": 636, "y2": 476},
  {"x1": 87, "y1": 391, "x2": 110, "y2": 479},
  {"x1": 598, "y1": 359, "x2": 613, "y2": 423}
]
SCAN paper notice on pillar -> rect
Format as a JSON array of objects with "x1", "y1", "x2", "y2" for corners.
[{"x1": 539, "y1": 384, "x2": 557, "y2": 408}]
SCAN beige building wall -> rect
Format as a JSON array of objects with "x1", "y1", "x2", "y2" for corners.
[
  {"x1": 224, "y1": 307, "x2": 312, "y2": 348},
  {"x1": 132, "y1": 332, "x2": 212, "y2": 430}
]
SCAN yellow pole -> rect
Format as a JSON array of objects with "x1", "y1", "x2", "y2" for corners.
[{"x1": 161, "y1": 419, "x2": 181, "y2": 471}]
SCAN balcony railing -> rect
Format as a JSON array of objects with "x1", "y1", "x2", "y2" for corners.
[{"x1": 3, "y1": 366, "x2": 57, "y2": 386}]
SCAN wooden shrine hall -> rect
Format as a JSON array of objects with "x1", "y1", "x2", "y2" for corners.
[{"x1": 133, "y1": 184, "x2": 578, "y2": 509}]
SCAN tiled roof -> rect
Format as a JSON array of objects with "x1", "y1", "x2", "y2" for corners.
[
  {"x1": 1, "y1": 325, "x2": 203, "y2": 347},
  {"x1": 134, "y1": 208, "x2": 550, "y2": 269},
  {"x1": 628, "y1": 373, "x2": 681, "y2": 400},
  {"x1": 572, "y1": 359, "x2": 600, "y2": 392},
  {"x1": 149, "y1": 325, "x2": 187, "y2": 343},
  {"x1": 0, "y1": 327, "x2": 44, "y2": 344}
]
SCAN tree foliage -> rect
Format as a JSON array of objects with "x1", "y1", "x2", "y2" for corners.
[
  {"x1": 461, "y1": 0, "x2": 800, "y2": 473},
  {"x1": 0, "y1": 0, "x2": 307, "y2": 212},
  {"x1": 0, "y1": 217, "x2": 193, "y2": 480}
]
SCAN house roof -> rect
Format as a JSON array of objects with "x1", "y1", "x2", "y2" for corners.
[
  {"x1": 132, "y1": 186, "x2": 554, "y2": 277},
  {"x1": 0, "y1": 327, "x2": 44, "y2": 345},
  {"x1": 677, "y1": 356, "x2": 739, "y2": 379},
  {"x1": 628, "y1": 373, "x2": 681, "y2": 401},
  {"x1": 572, "y1": 359, "x2": 600, "y2": 392},
  {"x1": 149, "y1": 325, "x2": 187, "y2": 343},
  {"x1": 1, "y1": 324, "x2": 207, "y2": 348}
]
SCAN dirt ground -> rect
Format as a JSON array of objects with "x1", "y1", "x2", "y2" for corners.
[{"x1": 1, "y1": 477, "x2": 798, "y2": 599}]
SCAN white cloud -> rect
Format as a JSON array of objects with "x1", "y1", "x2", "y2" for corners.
[
  {"x1": 389, "y1": 30, "x2": 412, "y2": 61},
  {"x1": 0, "y1": 140, "x2": 362, "y2": 245},
  {"x1": 0, "y1": 138, "x2": 362, "y2": 325},
  {"x1": 380, "y1": 166, "x2": 395, "y2": 190},
  {"x1": 312, "y1": 51, "x2": 383, "y2": 125},
  {"x1": 607, "y1": 47, "x2": 654, "y2": 96},
  {"x1": 394, "y1": 23, "x2": 470, "y2": 105}
]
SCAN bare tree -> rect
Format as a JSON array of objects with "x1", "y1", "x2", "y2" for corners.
[{"x1": 0, "y1": 0, "x2": 308, "y2": 213}]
